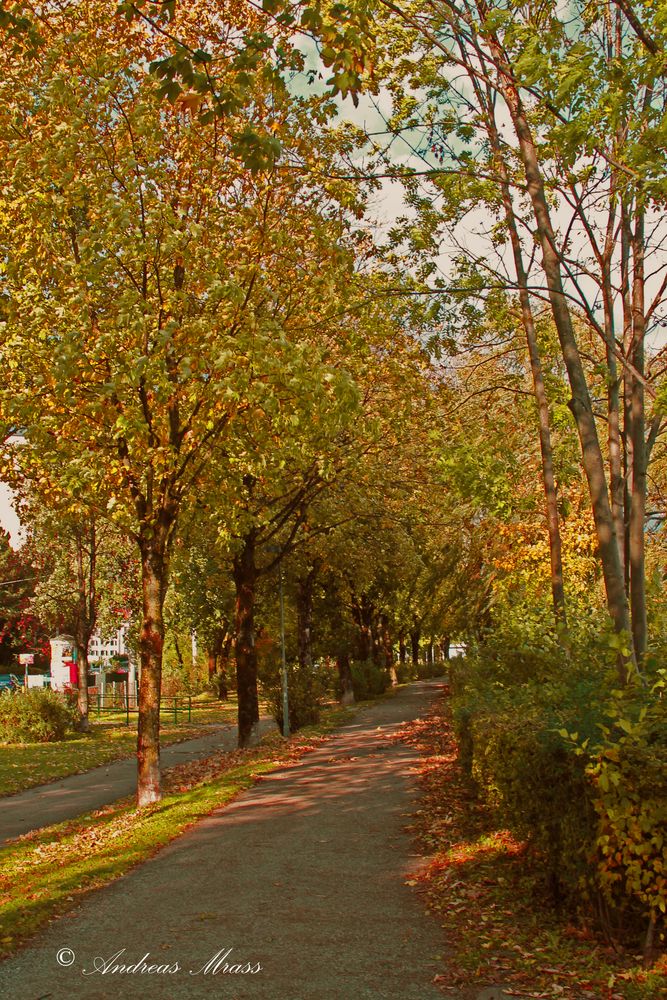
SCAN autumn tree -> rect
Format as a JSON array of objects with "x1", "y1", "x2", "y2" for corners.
[
  {"x1": 0, "y1": 0, "x2": 376, "y2": 801},
  {"x1": 0, "y1": 528, "x2": 47, "y2": 669},
  {"x1": 349, "y1": 0, "x2": 667, "y2": 674},
  {"x1": 17, "y1": 490, "x2": 136, "y2": 729}
]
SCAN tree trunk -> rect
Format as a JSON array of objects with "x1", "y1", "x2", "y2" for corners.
[
  {"x1": 492, "y1": 58, "x2": 632, "y2": 678},
  {"x1": 336, "y1": 648, "x2": 355, "y2": 705},
  {"x1": 410, "y1": 628, "x2": 420, "y2": 667},
  {"x1": 137, "y1": 537, "x2": 168, "y2": 807},
  {"x1": 74, "y1": 523, "x2": 95, "y2": 732},
  {"x1": 380, "y1": 613, "x2": 397, "y2": 683},
  {"x1": 74, "y1": 634, "x2": 90, "y2": 733},
  {"x1": 620, "y1": 205, "x2": 633, "y2": 597},
  {"x1": 219, "y1": 634, "x2": 232, "y2": 699},
  {"x1": 351, "y1": 592, "x2": 373, "y2": 662},
  {"x1": 488, "y1": 105, "x2": 566, "y2": 623},
  {"x1": 398, "y1": 634, "x2": 406, "y2": 664},
  {"x1": 372, "y1": 614, "x2": 384, "y2": 667},
  {"x1": 233, "y1": 530, "x2": 260, "y2": 748},
  {"x1": 600, "y1": 199, "x2": 625, "y2": 584},
  {"x1": 629, "y1": 205, "x2": 647, "y2": 659},
  {"x1": 207, "y1": 628, "x2": 229, "y2": 700}
]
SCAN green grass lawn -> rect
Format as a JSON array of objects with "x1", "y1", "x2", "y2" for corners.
[{"x1": 0, "y1": 695, "x2": 241, "y2": 797}]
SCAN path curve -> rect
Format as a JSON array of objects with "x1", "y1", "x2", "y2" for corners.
[{"x1": 0, "y1": 680, "x2": 454, "y2": 1000}]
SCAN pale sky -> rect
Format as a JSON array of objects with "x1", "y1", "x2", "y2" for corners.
[{"x1": 0, "y1": 483, "x2": 22, "y2": 548}]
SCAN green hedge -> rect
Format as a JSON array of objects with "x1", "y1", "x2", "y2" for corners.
[
  {"x1": 451, "y1": 636, "x2": 667, "y2": 941},
  {"x1": 396, "y1": 661, "x2": 417, "y2": 684},
  {"x1": 416, "y1": 660, "x2": 446, "y2": 680}
]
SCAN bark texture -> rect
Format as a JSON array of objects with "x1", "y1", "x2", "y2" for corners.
[
  {"x1": 233, "y1": 530, "x2": 260, "y2": 748},
  {"x1": 137, "y1": 536, "x2": 168, "y2": 807}
]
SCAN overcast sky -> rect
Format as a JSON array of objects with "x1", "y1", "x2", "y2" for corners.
[{"x1": 0, "y1": 484, "x2": 22, "y2": 547}]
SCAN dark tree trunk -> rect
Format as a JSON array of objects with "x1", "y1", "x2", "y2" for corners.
[
  {"x1": 629, "y1": 206, "x2": 647, "y2": 660},
  {"x1": 137, "y1": 534, "x2": 169, "y2": 808},
  {"x1": 410, "y1": 629, "x2": 420, "y2": 667},
  {"x1": 74, "y1": 634, "x2": 90, "y2": 733},
  {"x1": 442, "y1": 636, "x2": 451, "y2": 660},
  {"x1": 372, "y1": 620, "x2": 383, "y2": 668},
  {"x1": 600, "y1": 208, "x2": 625, "y2": 586},
  {"x1": 351, "y1": 592, "x2": 373, "y2": 662},
  {"x1": 380, "y1": 613, "x2": 396, "y2": 684},
  {"x1": 73, "y1": 520, "x2": 96, "y2": 733},
  {"x1": 336, "y1": 648, "x2": 355, "y2": 705},
  {"x1": 490, "y1": 115, "x2": 567, "y2": 624},
  {"x1": 622, "y1": 203, "x2": 634, "y2": 595},
  {"x1": 207, "y1": 628, "x2": 229, "y2": 700},
  {"x1": 173, "y1": 634, "x2": 185, "y2": 670},
  {"x1": 233, "y1": 530, "x2": 260, "y2": 748},
  {"x1": 398, "y1": 634, "x2": 407, "y2": 664},
  {"x1": 217, "y1": 634, "x2": 232, "y2": 700}
]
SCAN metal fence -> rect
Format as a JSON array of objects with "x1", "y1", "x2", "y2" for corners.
[{"x1": 93, "y1": 693, "x2": 192, "y2": 725}]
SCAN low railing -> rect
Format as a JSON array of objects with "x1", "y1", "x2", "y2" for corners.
[{"x1": 93, "y1": 694, "x2": 192, "y2": 725}]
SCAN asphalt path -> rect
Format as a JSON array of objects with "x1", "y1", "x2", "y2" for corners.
[
  {"x1": 0, "y1": 719, "x2": 277, "y2": 843},
  {"x1": 0, "y1": 679, "x2": 454, "y2": 1000}
]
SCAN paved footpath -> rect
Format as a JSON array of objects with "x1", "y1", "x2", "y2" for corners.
[
  {"x1": 0, "y1": 680, "x2": 453, "y2": 1000},
  {"x1": 0, "y1": 719, "x2": 277, "y2": 843}
]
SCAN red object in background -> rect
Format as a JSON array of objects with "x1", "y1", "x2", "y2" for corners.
[{"x1": 65, "y1": 660, "x2": 78, "y2": 686}]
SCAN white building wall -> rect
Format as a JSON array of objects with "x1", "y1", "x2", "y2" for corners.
[{"x1": 49, "y1": 636, "x2": 75, "y2": 691}]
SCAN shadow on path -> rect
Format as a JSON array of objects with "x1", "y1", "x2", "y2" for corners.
[{"x1": 0, "y1": 680, "x2": 455, "y2": 1000}]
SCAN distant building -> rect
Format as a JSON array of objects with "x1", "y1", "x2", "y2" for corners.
[
  {"x1": 88, "y1": 627, "x2": 131, "y2": 664},
  {"x1": 49, "y1": 627, "x2": 137, "y2": 696}
]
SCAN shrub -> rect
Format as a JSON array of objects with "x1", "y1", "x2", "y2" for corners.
[
  {"x1": 416, "y1": 660, "x2": 446, "y2": 680},
  {"x1": 0, "y1": 688, "x2": 77, "y2": 743},
  {"x1": 578, "y1": 679, "x2": 667, "y2": 931},
  {"x1": 262, "y1": 663, "x2": 326, "y2": 733},
  {"x1": 396, "y1": 660, "x2": 417, "y2": 684},
  {"x1": 451, "y1": 631, "x2": 667, "y2": 944},
  {"x1": 469, "y1": 697, "x2": 595, "y2": 901},
  {"x1": 350, "y1": 659, "x2": 390, "y2": 700}
]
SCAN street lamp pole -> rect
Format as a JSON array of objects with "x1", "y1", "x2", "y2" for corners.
[{"x1": 279, "y1": 564, "x2": 289, "y2": 738}]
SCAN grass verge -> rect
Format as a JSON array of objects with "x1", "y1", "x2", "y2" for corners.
[
  {"x1": 397, "y1": 691, "x2": 667, "y2": 1000},
  {"x1": 0, "y1": 695, "x2": 242, "y2": 797},
  {"x1": 0, "y1": 704, "x2": 354, "y2": 957}
]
